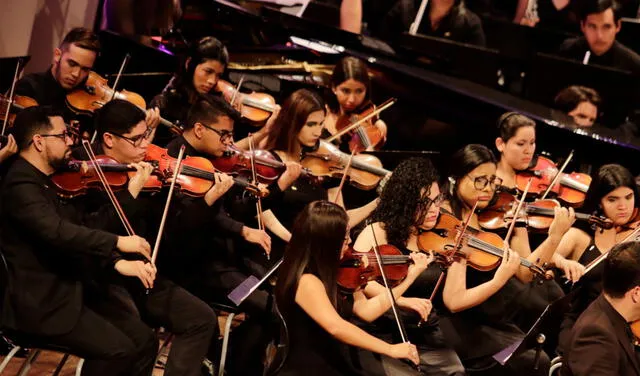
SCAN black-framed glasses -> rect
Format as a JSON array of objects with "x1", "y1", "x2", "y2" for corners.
[
  {"x1": 417, "y1": 193, "x2": 445, "y2": 211},
  {"x1": 469, "y1": 175, "x2": 503, "y2": 190},
  {"x1": 110, "y1": 126, "x2": 153, "y2": 147},
  {"x1": 200, "y1": 123, "x2": 234, "y2": 143},
  {"x1": 29, "y1": 130, "x2": 71, "y2": 145}
]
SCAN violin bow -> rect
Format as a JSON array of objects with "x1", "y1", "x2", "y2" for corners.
[
  {"x1": 370, "y1": 222, "x2": 421, "y2": 371},
  {"x1": 2, "y1": 59, "x2": 22, "y2": 136},
  {"x1": 540, "y1": 150, "x2": 574, "y2": 200},
  {"x1": 248, "y1": 134, "x2": 268, "y2": 259},
  {"x1": 150, "y1": 145, "x2": 186, "y2": 265},
  {"x1": 331, "y1": 149, "x2": 356, "y2": 204},
  {"x1": 504, "y1": 178, "x2": 532, "y2": 246},
  {"x1": 325, "y1": 99, "x2": 396, "y2": 143},
  {"x1": 81, "y1": 140, "x2": 136, "y2": 236},
  {"x1": 229, "y1": 75, "x2": 245, "y2": 108},
  {"x1": 581, "y1": 218, "x2": 640, "y2": 279},
  {"x1": 91, "y1": 54, "x2": 131, "y2": 144}
]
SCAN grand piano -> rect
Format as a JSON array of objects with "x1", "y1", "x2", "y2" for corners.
[{"x1": 92, "y1": 0, "x2": 640, "y2": 174}]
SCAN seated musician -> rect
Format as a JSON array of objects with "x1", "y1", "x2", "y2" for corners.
[
  {"x1": 440, "y1": 144, "x2": 574, "y2": 374},
  {"x1": 554, "y1": 164, "x2": 639, "y2": 352},
  {"x1": 150, "y1": 36, "x2": 278, "y2": 147},
  {"x1": 162, "y1": 94, "x2": 301, "y2": 375},
  {"x1": 0, "y1": 106, "x2": 159, "y2": 375},
  {"x1": 15, "y1": 27, "x2": 160, "y2": 138},
  {"x1": 558, "y1": 0, "x2": 640, "y2": 75},
  {"x1": 73, "y1": 99, "x2": 221, "y2": 375},
  {"x1": 562, "y1": 240, "x2": 640, "y2": 376},
  {"x1": 261, "y1": 89, "x2": 379, "y2": 254},
  {"x1": 273, "y1": 200, "x2": 429, "y2": 375},
  {"x1": 554, "y1": 86, "x2": 601, "y2": 127},
  {"x1": 353, "y1": 157, "x2": 465, "y2": 375},
  {"x1": 323, "y1": 56, "x2": 387, "y2": 153}
]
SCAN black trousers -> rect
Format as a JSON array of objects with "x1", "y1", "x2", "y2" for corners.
[
  {"x1": 98, "y1": 275, "x2": 218, "y2": 376},
  {"x1": 45, "y1": 304, "x2": 157, "y2": 376}
]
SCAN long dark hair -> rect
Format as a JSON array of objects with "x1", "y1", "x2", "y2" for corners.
[
  {"x1": 326, "y1": 56, "x2": 371, "y2": 114},
  {"x1": 265, "y1": 89, "x2": 325, "y2": 154},
  {"x1": 370, "y1": 158, "x2": 440, "y2": 247},
  {"x1": 582, "y1": 164, "x2": 639, "y2": 218},
  {"x1": 443, "y1": 144, "x2": 497, "y2": 218},
  {"x1": 275, "y1": 201, "x2": 349, "y2": 318},
  {"x1": 171, "y1": 36, "x2": 229, "y2": 100}
]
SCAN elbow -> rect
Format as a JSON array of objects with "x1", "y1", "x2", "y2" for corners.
[
  {"x1": 443, "y1": 295, "x2": 464, "y2": 313},
  {"x1": 515, "y1": 269, "x2": 534, "y2": 284}
]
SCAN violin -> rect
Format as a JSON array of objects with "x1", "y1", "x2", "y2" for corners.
[
  {"x1": 65, "y1": 71, "x2": 182, "y2": 134},
  {"x1": 417, "y1": 211, "x2": 546, "y2": 277},
  {"x1": 213, "y1": 145, "x2": 316, "y2": 184},
  {"x1": 337, "y1": 245, "x2": 412, "y2": 293},
  {"x1": 516, "y1": 155, "x2": 591, "y2": 207},
  {"x1": 0, "y1": 94, "x2": 39, "y2": 126},
  {"x1": 478, "y1": 191, "x2": 613, "y2": 232},
  {"x1": 216, "y1": 79, "x2": 277, "y2": 126},
  {"x1": 301, "y1": 140, "x2": 390, "y2": 191},
  {"x1": 335, "y1": 99, "x2": 388, "y2": 153},
  {"x1": 51, "y1": 145, "x2": 267, "y2": 198}
]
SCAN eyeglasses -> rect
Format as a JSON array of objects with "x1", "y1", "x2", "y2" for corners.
[
  {"x1": 200, "y1": 123, "x2": 234, "y2": 143},
  {"x1": 417, "y1": 193, "x2": 445, "y2": 211},
  {"x1": 110, "y1": 126, "x2": 153, "y2": 147},
  {"x1": 29, "y1": 130, "x2": 71, "y2": 145},
  {"x1": 469, "y1": 175, "x2": 503, "y2": 191}
]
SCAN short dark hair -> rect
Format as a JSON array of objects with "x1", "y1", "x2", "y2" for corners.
[
  {"x1": 579, "y1": 0, "x2": 622, "y2": 22},
  {"x1": 554, "y1": 86, "x2": 602, "y2": 114},
  {"x1": 12, "y1": 106, "x2": 63, "y2": 150},
  {"x1": 95, "y1": 100, "x2": 146, "y2": 140},
  {"x1": 603, "y1": 241, "x2": 640, "y2": 298},
  {"x1": 184, "y1": 94, "x2": 241, "y2": 130},
  {"x1": 59, "y1": 27, "x2": 101, "y2": 53}
]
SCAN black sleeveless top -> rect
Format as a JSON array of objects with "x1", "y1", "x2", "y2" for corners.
[{"x1": 278, "y1": 293, "x2": 366, "y2": 376}]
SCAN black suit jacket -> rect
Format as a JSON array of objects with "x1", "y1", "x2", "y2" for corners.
[
  {"x1": 0, "y1": 157, "x2": 118, "y2": 336},
  {"x1": 563, "y1": 294, "x2": 640, "y2": 376}
]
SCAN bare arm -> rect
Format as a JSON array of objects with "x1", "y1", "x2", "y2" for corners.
[
  {"x1": 329, "y1": 188, "x2": 379, "y2": 228},
  {"x1": 262, "y1": 209, "x2": 291, "y2": 242},
  {"x1": 340, "y1": 0, "x2": 362, "y2": 34}
]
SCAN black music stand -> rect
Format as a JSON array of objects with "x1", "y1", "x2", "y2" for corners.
[
  {"x1": 493, "y1": 289, "x2": 576, "y2": 367},
  {"x1": 0, "y1": 56, "x2": 30, "y2": 94}
]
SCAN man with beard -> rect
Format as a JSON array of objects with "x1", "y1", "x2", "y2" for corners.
[{"x1": 0, "y1": 106, "x2": 159, "y2": 375}]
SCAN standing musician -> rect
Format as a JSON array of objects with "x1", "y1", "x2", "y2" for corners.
[
  {"x1": 261, "y1": 89, "x2": 379, "y2": 254},
  {"x1": 273, "y1": 200, "x2": 429, "y2": 375},
  {"x1": 150, "y1": 36, "x2": 278, "y2": 147},
  {"x1": 562, "y1": 241, "x2": 640, "y2": 376},
  {"x1": 14, "y1": 27, "x2": 160, "y2": 138},
  {"x1": 0, "y1": 106, "x2": 159, "y2": 375},
  {"x1": 323, "y1": 56, "x2": 387, "y2": 153},
  {"x1": 73, "y1": 99, "x2": 220, "y2": 376},
  {"x1": 162, "y1": 94, "x2": 300, "y2": 375},
  {"x1": 440, "y1": 144, "x2": 574, "y2": 374},
  {"x1": 353, "y1": 157, "x2": 465, "y2": 375},
  {"x1": 555, "y1": 163, "x2": 640, "y2": 352}
]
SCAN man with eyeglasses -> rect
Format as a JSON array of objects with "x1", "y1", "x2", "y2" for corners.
[
  {"x1": 164, "y1": 94, "x2": 302, "y2": 375},
  {"x1": 15, "y1": 27, "x2": 161, "y2": 139},
  {"x1": 0, "y1": 106, "x2": 160, "y2": 375},
  {"x1": 70, "y1": 98, "x2": 220, "y2": 375}
]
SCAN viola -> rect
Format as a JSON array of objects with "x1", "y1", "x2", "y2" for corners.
[
  {"x1": 216, "y1": 79, "x2": 277, "y2": 126},
  {"x1": 65, "y1": 71, "x2": 182, "y2": 134},
  {"x1": 337, "y1": 245, "x2": 412, "y2": 293},
  {"x1": 417, "y1": 211, "x2": 546, "y2": 277},
  {"x1": 478, "y1": 191, "x2": 613, "y2": 232},
  {"x1": 516, "y1": 155, "x2": 591, "y2": 207},
  {"x1": 213, "y1": 145, "x2": 316, "y2": 184},
  {"x1": 301, "y1": 140, "x2": 390, "y2": 191},
  {"x1": 335, "y1": 99, "x2": 388, "y2": 153}
]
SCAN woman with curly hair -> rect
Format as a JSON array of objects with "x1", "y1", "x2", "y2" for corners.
[{"x1": 353, "y1": 157, "x2": 465, "y2": 375}]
